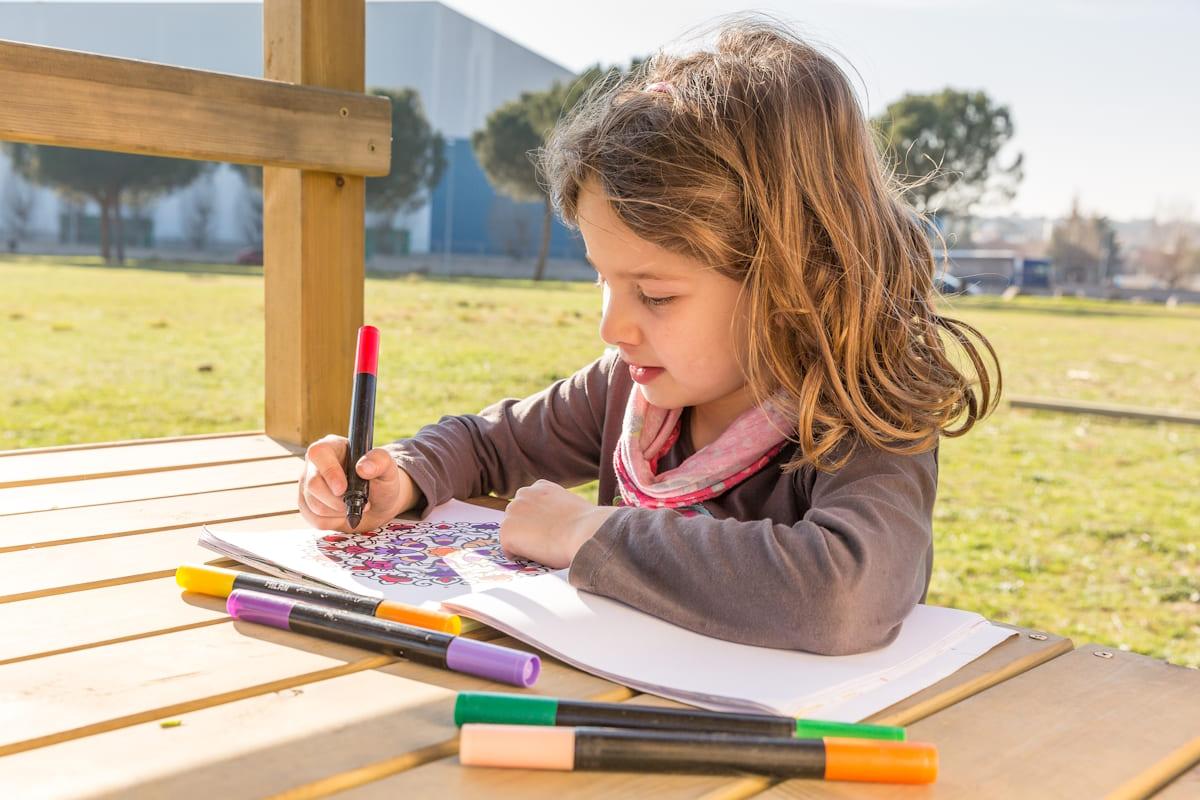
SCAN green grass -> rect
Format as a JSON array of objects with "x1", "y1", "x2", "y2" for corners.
[{"x1": 2, "y1": 255, "x2": 1197, "y2": 667}]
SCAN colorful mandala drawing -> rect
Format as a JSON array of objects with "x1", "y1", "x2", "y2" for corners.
[{"x1": 315, "y1": 519, "x2": 551, "y2": 588}]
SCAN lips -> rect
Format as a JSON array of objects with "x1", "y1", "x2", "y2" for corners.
[{"x1": 628, "y1": 364, "x2": 665, "y2": 385}]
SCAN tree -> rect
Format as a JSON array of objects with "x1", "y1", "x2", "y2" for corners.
[
  {"x1": 873, "y1": 89, "x2": 1024, "y2": 226},
  {"x1": 231, "y1": 164, "x2": 263, "y2": 247},
  {"x1": 1048, "y1": 197, "x2": 1122, "y2": 285},
  {"x1": 473, "y1": 63, "x2": 624, "y2": 280},
  {"x1": 231, "y1": 88, "x2": 444, "y2": 256},
  {"x1": 366, "y1": 88, "x2": 446, "y2": 245},
  {"x1": 182, "y1": 171, "x2": 217, "y2": 251},
  {"x1": 5, "y1": 144, "x2": 208, "y2": 264},
  {"x1": 2, "y1": 173, "x2": 37, "y2": 249}
]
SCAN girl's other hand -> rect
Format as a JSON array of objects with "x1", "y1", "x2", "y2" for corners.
[
  {"x1": 500, "y1": 479, "x2": 616, "y2": 568},
  {"x1": 298, "y1": 434, "x2": 417, "y2": 532}
]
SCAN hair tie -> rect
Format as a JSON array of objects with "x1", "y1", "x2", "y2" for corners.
[{"x1": 643, "y1": 81, "x2": 674, "y2": 96}]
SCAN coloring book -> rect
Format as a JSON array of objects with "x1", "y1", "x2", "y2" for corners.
[{"x1": 201, "y1": 500, "x2": 1015, "y2": 720}]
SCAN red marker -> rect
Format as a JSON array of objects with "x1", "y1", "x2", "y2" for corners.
[{"x1": 343, "y1": 325, "x2": 379, "y2": 529}]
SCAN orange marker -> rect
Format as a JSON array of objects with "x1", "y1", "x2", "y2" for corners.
[
  {"x1": 175, "y1": 564, "x2": 461, "y2": 634},
  {"x1": 459, "y1": 724, "x2": 937, "y2": 784}
]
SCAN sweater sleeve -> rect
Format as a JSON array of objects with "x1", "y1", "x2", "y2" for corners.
[
  {"x1": 383, "y1": 351, "x2": 616, "y2": 515},
  {"x1": 567, "y1": 442, "x2": 938, "y2": 655}
]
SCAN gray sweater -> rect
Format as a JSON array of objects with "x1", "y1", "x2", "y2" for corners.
[{"x1": 385, "y1": 349, "x2": 937, "y2": 655}]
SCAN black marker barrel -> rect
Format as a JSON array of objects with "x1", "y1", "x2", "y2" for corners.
[
  {"x1": 459, "y1": 724, "x2": 938, "y2": 783},
  {"x1": 343, "y1": 325, "x2": 379, "y2": 529},
  {"x1": 227, "y1": 590, "x2": 539, "y2": 687},
  {"x1": 454, "y1": 691, "x2": 905, "y2": 741}
]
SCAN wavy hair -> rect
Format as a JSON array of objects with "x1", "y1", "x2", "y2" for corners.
[{"x1": 538, "y1": 17, "x2": 1001, "y2": 472}]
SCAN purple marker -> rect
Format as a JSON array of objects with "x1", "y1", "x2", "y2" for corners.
[{"x1": 227, "y1": 589, "x2": 539, "y2": 687}]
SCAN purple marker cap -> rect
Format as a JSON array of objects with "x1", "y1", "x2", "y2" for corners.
[
  {"x1": 446, "y1": 637, "x2": 541, "y2": 687},
  {"x1": 227, "y1": 589, "x2": 295, "y2": 629}
]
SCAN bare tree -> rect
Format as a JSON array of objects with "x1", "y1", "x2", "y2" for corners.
[
  {"x1": 2, "y1": 174, "x2": 37, "y2": 248},
  {"x1": 182, "y1": 173, "x2": 216, "y2": 250}
]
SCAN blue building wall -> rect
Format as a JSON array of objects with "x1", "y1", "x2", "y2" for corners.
[{"x1": 429, "y1": 138, "x2": 586, "y2": 260}]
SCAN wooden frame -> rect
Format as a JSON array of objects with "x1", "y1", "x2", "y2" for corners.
[{"x1": 0, "y1": 0, "x2": 390, "y2": 447}]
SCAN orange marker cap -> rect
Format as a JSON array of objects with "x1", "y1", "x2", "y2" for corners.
[
  {"x1": 375, "y1": 601, "x2": 462, "y2": 634},
  {"x1": 823, "y1": 737, "x2": 938, "y2": 784}
]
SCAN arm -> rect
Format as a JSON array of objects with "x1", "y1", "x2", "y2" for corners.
[
  {"x1": 383, "y1": 351, "x2": 616, "y2": 513},
  {"x1": 567, "y1": 443, "x2": 938, "y2": 655}
]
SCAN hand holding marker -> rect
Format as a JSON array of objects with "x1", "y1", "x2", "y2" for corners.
[{"x1": 344, "y1": 324, "x2": 379, "y2": 530}]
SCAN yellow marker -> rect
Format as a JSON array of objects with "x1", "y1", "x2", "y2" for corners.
[{"x1": 175, "y1": 564, "x2": 461, "y2": 634}]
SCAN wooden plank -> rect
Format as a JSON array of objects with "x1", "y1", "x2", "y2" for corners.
[
  {"x1": 760, "y1": 645, "x2": 1200, "y2": 798},
  {"x1": 0, "y1": 430, "x2": 263, "y2": 458},
  {"x1": 0, "y1": 576, "x2": 229, "y2": 666},
  {"x1": 0, "y1": 482, "x2": 299, "y2": 551},
  {"x1": 1009, "y1": 396, "x2": 1200, "y2": 426},
  {"x1": 0, "y1": 609, "x2": 622, "y2": 757},
  {"x1": 0, "y1": 39, "x2": 390, "y2": 176},
  {"x1": 0, "y1": 641, "x2": 628, "y2": 799},
  {"x1": 0, "y1": 433, "x2": 297, "y2": 488},
  {"x1": 262, "y1": 0, "x2": 366, "y2": 447},
  {"x1": 1153, "y1": 762, "x2": 1200, "y2": 799},
  {"x1": 314, "y1": 626, "x2": 1073, "y2": 800},
  {"x1": 0, "y1": 456, "x2": 301, "y2": 516},
  {"x1": 0, "y1": 513, "x2": 306, "y2": 603}
]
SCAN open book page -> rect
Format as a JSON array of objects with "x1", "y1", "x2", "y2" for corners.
[
  {"x1": 202, "y1": 499, "x2": 1015, "y2": 717},
  {"x1": 444, "y1": 573, "x2": 1015, "y2": 719},
  {"x1": 200, "y1": 499, "x2": 550, "y2": 607}
]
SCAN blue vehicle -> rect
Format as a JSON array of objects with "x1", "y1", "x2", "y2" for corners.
[{"x1": 1014, "y1": 258, "x2": 1053, "y2": 288}]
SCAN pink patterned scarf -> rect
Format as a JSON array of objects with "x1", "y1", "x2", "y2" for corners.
[{"x1": 613, "y1": 385, "x2": 795, "y2": 516}]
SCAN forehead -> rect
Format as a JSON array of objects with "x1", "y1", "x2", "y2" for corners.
[{"x1": 576, "y1": 182, "x2": 691, "y2": 281}]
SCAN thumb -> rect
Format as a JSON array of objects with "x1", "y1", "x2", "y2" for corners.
[{"x1": 357, "y1": 449, "x2": 399, "y2": 486}]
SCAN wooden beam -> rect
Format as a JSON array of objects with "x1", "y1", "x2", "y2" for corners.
[
  {"x1": 0, "y1": 38, "x2": 390, "y2": 176},
  {"x1": 263, "y1": 0, "x2": 367, "y2": 447},
  {"x1": 1009, "y1": 396, "x2": 1200, "y2": 426}
]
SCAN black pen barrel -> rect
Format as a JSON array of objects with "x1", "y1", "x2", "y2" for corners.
[
  {"x1": 555, "y1": 700, "x2": 794, "y2": 738},
  {"x1": 572, "y1": 728, "x2": 825, "y2": 777},
  {"x1": 288, "y1": 602, "x2": 453, "y2": 666}
]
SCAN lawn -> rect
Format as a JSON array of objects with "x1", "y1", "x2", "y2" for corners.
[{"x1": 2, "y1": 254, "x2": 1197, "y2": 667}]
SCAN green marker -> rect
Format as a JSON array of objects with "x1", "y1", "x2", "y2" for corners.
[{"x1": 454, "y1": 692, "x2": 905, "y2": 741}]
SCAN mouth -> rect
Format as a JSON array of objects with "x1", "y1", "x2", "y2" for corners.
[{"x1": 628, "y1": 363, "x2": 665, "y2": 385}]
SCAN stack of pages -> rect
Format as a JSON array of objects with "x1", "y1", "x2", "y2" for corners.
[{"x1": 201, "y1": 499, "x2": 1014, "y2": 720}]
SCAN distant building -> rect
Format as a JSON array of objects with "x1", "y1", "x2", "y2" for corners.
[{"x1": 0, "y1": 1, "x2": 586, "y2": 259}]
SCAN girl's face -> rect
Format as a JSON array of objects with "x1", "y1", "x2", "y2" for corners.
[{"x1": 576, "y1": 182, "x2": 754, "y2": 424}]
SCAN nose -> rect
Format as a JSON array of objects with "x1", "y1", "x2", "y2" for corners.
[{"x1": 598, "y1": 283, "x2": 640, "y2": 348}]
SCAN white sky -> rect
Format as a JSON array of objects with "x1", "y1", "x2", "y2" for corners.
[{"x1": 10, "y1": 0, "x2": 1199, "y2": 222}]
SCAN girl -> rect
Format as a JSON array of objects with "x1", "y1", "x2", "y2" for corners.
[{"x1": 298, "y1": 19, "x2": 999, "y2": 656}]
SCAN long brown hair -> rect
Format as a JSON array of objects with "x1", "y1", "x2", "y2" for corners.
[{"x1": 539, "y1": 18, "x2": 1001, "y2": 472}]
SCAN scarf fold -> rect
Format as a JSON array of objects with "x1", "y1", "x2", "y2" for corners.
[{"x1": 613, "y1": 384, "x2": 794, "y2": 516}]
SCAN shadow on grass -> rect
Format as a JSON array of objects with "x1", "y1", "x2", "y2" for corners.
[
  {"x1": 0, "y1": 254, "x2": 595, "y2": 290},
  {"x1": 940, "y1": 296, "x2": 1200, "y2": 321},
  {"x1": 0, "y1": 253, "x2": 263, "y2": 278}
]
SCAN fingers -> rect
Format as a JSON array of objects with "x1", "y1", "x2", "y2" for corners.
[
  {"x1": 300, "y1": 435, "x2": 349, "y2": 526},
  {"x1": 355, "y1": 448, "x2": 398, "y2": 486}
]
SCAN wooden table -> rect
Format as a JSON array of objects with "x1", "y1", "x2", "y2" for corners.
[{"x1": 1, "y1": 432, "x2": 1197, "y2": 799}]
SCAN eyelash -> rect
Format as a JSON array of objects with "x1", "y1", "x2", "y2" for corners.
[{"x1": 593, "y1": 275, "x2": 676, "y2": 307}]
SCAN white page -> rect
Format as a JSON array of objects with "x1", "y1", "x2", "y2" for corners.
[
  {"x1": 807, "y1": 623, "x2": 1015, "y2": 721},
  {"x1": 202, "y1": 499, "x2": 1016, "y2": 717},
  {"x1": 200, "y1": 500, "x2": 547, "y2": 607},
  {"x1": 444, "y1": 571, "x2": 1014, "y2": 717}
]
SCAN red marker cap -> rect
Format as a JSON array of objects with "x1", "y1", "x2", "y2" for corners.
[{"x1": 355, "y1": 325, "x2": 380, "y2": 376}]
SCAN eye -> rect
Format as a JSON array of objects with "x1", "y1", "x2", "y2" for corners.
[
  {"x1": 637, "y1": 288, "x2": 675, "y2": 307},
  {"x1": 592, "y1": 278, "x2": 676, "y2": 309}
]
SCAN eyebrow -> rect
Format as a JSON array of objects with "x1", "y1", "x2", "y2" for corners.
[{"x1": 585, "y1": 254, "x2": 679, "y2": 282}]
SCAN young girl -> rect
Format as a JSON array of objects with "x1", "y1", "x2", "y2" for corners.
[{"x1": 298, "y1": 19, "x2": 999, "y2": 656}]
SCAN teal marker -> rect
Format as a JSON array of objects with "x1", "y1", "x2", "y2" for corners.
[{"x1": 454, "y1": 692, "x2": 905, "y2": 741}]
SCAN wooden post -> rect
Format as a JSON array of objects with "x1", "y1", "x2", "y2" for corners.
[{"x1": 262, "y1": 0, "x2": 367, "y2": 447}]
